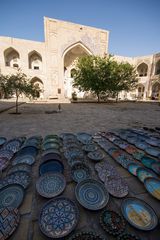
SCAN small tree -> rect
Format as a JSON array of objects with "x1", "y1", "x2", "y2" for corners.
[
  {"x1": 73, "y1": 55, "x2": 112, "y2": 102},
  {"x1": 73, "y1": 55, "x2": 138, "y2": 102},
  {"x1": 0, "y1": 73, "x2": 12, "y2": 98},
  {"x1": 3, "y1": 69, "x2": 40, "y2": 113}
]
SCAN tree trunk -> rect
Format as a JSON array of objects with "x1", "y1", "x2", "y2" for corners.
[
  {"x1": 97, "y1": 94, "x2": 100, "y2": 103},
  {"x1": 16, "y1": 95, "x2": 19, "y2": 114},
  {"x1": 116, "y1": 92, "x2": 119, "y2": 102}
]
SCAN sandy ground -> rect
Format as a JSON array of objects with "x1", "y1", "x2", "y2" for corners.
[
  {"x1": 0, "y1": 101, "x2": 160, "y2": 240},
  {"x1": 0, "y1": 101, "x2": 160, "y2": 139}
]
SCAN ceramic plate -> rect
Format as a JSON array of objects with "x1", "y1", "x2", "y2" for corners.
[
  {"x1": 71, "y1": 163, "x2": 91, "y2": 182},
  {"x1": 7, "y1": 163, "x2": 32, "y2": 176},
  {"x1": 87, "y1": 150, "x2": 104, "y2": 161},
  {"x1": 39, "y1": 197, "x2": 79, "y2": 238},
  {"x1": 0, "y1": 149, "x2": 14, "y2": 160},
  {"x1": 68, "y1": 231, "x2": 105, "y2": 240},
  {"x1": 0, "y1": 137, "x2": 7, "y2": 146},
  {"x1": 151, "y1": 162, "x2": 160, "y2": 175},
  {"x1": 42, "y1": 149, "x2": 61, "y2": 157},
  {"x1": 127, "y1": 163, "x2": 142, "y2": 176},
  {"x1": 39, "y1": 160, "x2": 64, "y2": 176},
  {"x1": 42, "y1": 152, "x2": 61, "y2": 162},
  {"x1": 105, "y1": 177, "x2": 128, "y2": 198},
  {"x1": 0, "y1": 207, "x2": 20, "y2": 239},
  {"x1": 145, "y1": 147, "x2": 160, "y2": 157},
  {"x1": 121, "y1": 197, "x2": 158, "y2": 230},
  {"x1": 141, "y1": 156, "x2": 157, "y2": 169},
  {"x1": 43, "y1": 142, "x2": 60, "y2": 150},
  {"x1": 0, "y1": 184, "x2": 24, "y2": 208},
  {"x1": 3, "y1": 139, "x2": 21, "y2": 153},
  {"x1": 117, "y1": 233, "x2": 141, "y2": 240},
  {"x1": 36, "y1": 173, "x2": 66, "y2": 198},
  {"x1": 82, "y1": 144, "x2": 97, "y2": 152},
  {"x1": 12, "y1": 155, "x2": 35, "y2": 166},
  {"x1": 77, "y1": 132, "x2": 92, "y2": 144},
  {"x1": 144, "y1": 177, "x2": 160, "y2": 200},
  {"x1": 1, "y1": 171, "x2": 31, "y2": 189},
  {"x1": 0, "y1": 157, "x2": 10, "y2": 171},
  {"x1": 136, "y1": 167, "x2": 157, "y2": 182},
  {"x1": 75, "y1": 179, "x2": 109, "y2": 210},
  {"x1": 18, "y1": 146, "x2": 38, "y2": 157},
  {"x1": 100, "y1": 210, "x2": 126, "y2": 236}
]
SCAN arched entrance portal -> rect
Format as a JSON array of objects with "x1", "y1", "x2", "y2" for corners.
[
  {"x1": 31, "y1": 77, "x2": 44, "y2": 99},
  {"x1": 137, "y1": 84, "x2": 145, "y2": 99},
  {"x1": 63, "y1": 42, "x2": 92, "y2": 98}
]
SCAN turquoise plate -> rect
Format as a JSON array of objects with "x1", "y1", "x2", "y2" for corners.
[
  {"x1": 127, "y1": 163, "x2": 141, "y2": 176},
  {"x1": 136, "y1": 167, "x2": 157, "y2": 182},
  {"x1": 141, "y1": 156, "x2": 157, "y2": 169}
]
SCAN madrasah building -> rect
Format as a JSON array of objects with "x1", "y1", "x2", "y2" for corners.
[{"x1": 0, "y1": 17, "x2": 160, "y2": 101}]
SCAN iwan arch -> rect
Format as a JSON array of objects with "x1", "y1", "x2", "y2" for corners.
[{"x1": 0, "y1": 17, "x2": 160, "y2": 101}]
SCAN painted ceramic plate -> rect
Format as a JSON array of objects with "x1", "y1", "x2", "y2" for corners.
[
  {"x1": 141, "y1": 156, "x2": 157, "y2": 169},
  {"x1": 82, "y1": 144, "x2": 97, "y2": 152},
  {"x1": 0, "y1": 157, "x2": 10, "y2": 171},
  {"x1": 75, "y1": 179, "x2": 109, "y2": 210},
  {"x1": 43, "y1": 142, "x2": 60, "y2": 150},
  {"x1": 39, "y1": 160, "x2": 64, "y2": 175},
  {"x1": 136, "y1": 167, "x2": 157, "y2": 183},
  {"x1": 18, "y1": 146, "x2": 38, "y2": 157},
  {"x1": 71, "y1": 162, "x2": 91, "y2": 182},
  {"x1": 0, "y1": 137, "x2": 7, "y2": 146},
  {"x1": 100, "y1": 210, "x2": 126, "y2": 236},
  {"x1": 7, "y1": 163, "x2": 32, "y2": 176},
  {"x1": 117, "y1": 233, "x2": 141, "y2": 240},
  {"x1": 39, "y1": 197, "x2": 79, "y2": 238},
  {"x1": 77, "y1": 132, "x2": 92, "y2": 144},
  {"x1": 36, "y1": 173, "x2": 66, "y2": 198},
  {"x1": 68, "y1": 231, "x2": 105, "y2": 240},
  {"x1": 144, "y1": 177, "x2": 160, "y2": 200},
  {"x1": 42, "y1": 149, "x2": 61, "y2": 157},
  {"x1": 145, "y1": 147, "x2": 160, "y2": 157},
  {"x1": 1, "y1": 171, "x2": 31, "y2": 189},
  {"x1": 151, "y1": 162, "x2": 160, "y2": 175},
  {"x1": 3, "y1": 139, "x2": 21, "y2": 153},
  {"x1": 127, "y1": 163, "x2": 142, "y2": 176},
  {"x1": 87, "y1": 150, "x2": 104, "y2": 161},
  {"x1": 12, "y1": 154, "x2": 35, "y2": 166},
  {"x1": 0, "y1": 184, "x2": 24, "y2": 208},
  {"x1": 121, "y1": 197, "x2": 158, "y2": 230},
  {"x1": 135, "y1": 141, "x2": 148, "y2": 150},
  {"x1": 64, "y1": 149, "x2": 84, "y2": 161},
  {"x1": 0, "y1": 149, "x2": 14, "y2": 160},
  {"x1": 0, "y1": 207, "x2": 20, "y2": 240},
  {"x1": 42, "y1": 152, "x2": 61, "y2": 162},
  {"x1": 105, "y1": 177, "x2": 128, "y2": 198}
]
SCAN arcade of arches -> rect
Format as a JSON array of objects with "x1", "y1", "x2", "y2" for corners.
[{"x1": 0, "y1": 17, "x2": 160, "y2": 101}]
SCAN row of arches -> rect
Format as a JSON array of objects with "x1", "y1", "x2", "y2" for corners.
[
  {"x1": 4, "y1": 47, "x2": 42, "y2": 70},
  {"x1": 137, "y1": 82, "x2": 160, "y2": 100},
  {"x1": 137, "y1": 61, "x2": 160, "y2": 77}
]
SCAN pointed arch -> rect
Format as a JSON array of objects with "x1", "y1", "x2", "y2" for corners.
[
  {"x1": 31, "y1": 77, "x2": 44, "y2": 98},
  {"x1": 137, "y1": 62, "x2": 148, "y2": 77},
  {"x1": 4, "y1": 47, "x2": 20, "y2": 67},
  {"x1": 28, "y1": 50, "x2": 42, "y2": 70},
  {"x1": 155, "y1": 60, "x2": 160, "y2": 75},
  {"x1": 152, "y1": 81, "x2": 160, "y2": 100},
  {"x1": 62, "y1": 41, "x2": 93, "y2": 59}
]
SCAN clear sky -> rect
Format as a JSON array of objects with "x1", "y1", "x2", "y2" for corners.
[{"x1": 0, "y1": 0, "x2": 159, "y2": 57}]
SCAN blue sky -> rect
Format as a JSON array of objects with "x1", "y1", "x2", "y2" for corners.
[{"x1": 0, "y1": 0, "x2": 159, "y2": 57}]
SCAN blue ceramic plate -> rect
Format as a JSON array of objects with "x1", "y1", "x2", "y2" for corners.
[
  {"x1": 141, "y1": 156, "x2": 157, "y2": 169},
  {"x1": 75, "y1": 179, "x2": 109, "y2": 210},
  {"x1": 39, "y1": 160, "x2": 64, "y2": 176},
  {"x1": 136, "y1": 167, "x2": 157, "y2": 183},
  {"x1": 87, "y1": 150, "x2": 104, "y2": 161},
  {"x1": 151, "y1": 162, "x2": 160, "y2": 175},
  {"x1": 39, "y1": 197, "x2": 79, "y2": 238},
  {"x1": 42, "y1": 153, "x2": 61, "y2": 162},
  {"x1": 36, "y1": 173, "x2": 66, "y2": 198},
  {"x1": 121, "y1": 197, "x2": 158, "y2": 230},
  {"x1": 42, "y1": 149, "x2": 61, "y2": 157},
  {"x1": 18, "y1": 146, "x2": 38, "y2": 157},
  {"x1": 82, "y1": 144, "x2": 97, "y2": 152},
  {"x1": 12, "y1": 155, "x2": 35, "y2": 166},
  {"x1": 145, "y1": 147, "x2": 160, "y2": 157},
  {"x1": 0, "y1": 137, "x2": 7, "y2": 146},
  {"x1": 71, "y1": 163, "x2": 91, "y2": 182},
  {"x1": 7, "y1": 163, "x2": 32, "y2": 176},
  {"x1": 144, "y1": 177, "x2": 160, "y2": 200},
  {"x1": 0, "y1": 184, "x2": 24, "y2": 208},
  {"x1": 77, "y1": 132, "x2": 92, "y2": 144}
]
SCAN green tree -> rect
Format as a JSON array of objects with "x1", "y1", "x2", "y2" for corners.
[
  {"x1": 73, "y1": 55, "x2": 138, "y2": 102},
  {"x1": 1, "y1": 69, "x2": 40, "y2": 113},
  {"x1": 0, "y1": 73, "x2": 12, "y2": 98}
]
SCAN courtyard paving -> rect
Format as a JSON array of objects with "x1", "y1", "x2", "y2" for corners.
[{"x1": 0, "y1": 101, "x2": 160, "y2": 240}]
